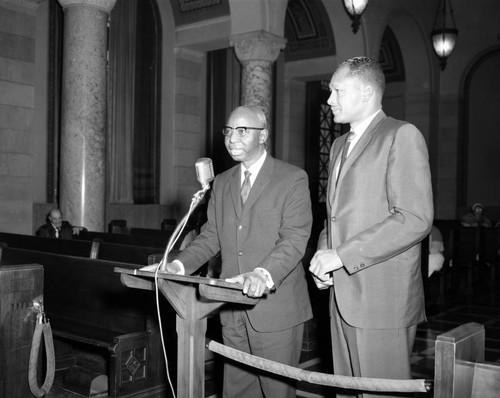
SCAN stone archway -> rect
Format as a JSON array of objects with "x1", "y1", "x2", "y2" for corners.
[{"x1": 460, "y1": 48, "x2": 500, "y2": 215}]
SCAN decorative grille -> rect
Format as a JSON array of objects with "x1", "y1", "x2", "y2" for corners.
[{"x1": 318, "y1": 81, "x2": 342, "y2": 202}]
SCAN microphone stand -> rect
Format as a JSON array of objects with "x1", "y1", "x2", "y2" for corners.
[
  {"x1": 151, "y1": 183, "x2": 210, "y2": 398},
  {"x1": 157, "y1": 184, "x2": 210, "y2": 271}
]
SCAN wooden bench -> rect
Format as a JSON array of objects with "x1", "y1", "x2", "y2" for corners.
[
  {"x1": 0, "y1": 231, "x2": 94, "y2": 257},
  {"x1": 0, "y1": 231, "x2": 170, "y2": 266},
  {"x1": 77, "y1": 229, "x2": 171, "y2": 249},
  {"x1": 434, "y1": 322, "x2": 500, "y2": 398},
  {"x1": 85, "y1": 225, "x2": 192, "y2": 250},
  {"x1": 0, "y1": 246, "x2": 174, "y2": 398}
]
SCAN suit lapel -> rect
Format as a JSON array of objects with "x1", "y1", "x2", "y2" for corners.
[
  {"x1": 229, "y1": 166, "x2": 242, "y2": 217},
  {"x1": 330, "y1": 111, "x2": 387, "y2": 205},
  {"x1": 328, "y1": 135, "x2": 346, "y2": 204}
]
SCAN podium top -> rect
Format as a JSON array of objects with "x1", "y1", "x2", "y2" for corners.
[{"x1": 115, "y1": 267, "x2": 245, "y2": 291}]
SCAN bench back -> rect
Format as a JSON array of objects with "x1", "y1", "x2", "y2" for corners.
[
  {"x1": 0, "y1": 246, "x2": 156, "y2": 335},
  {"x1": 77, "y1": 230, "x2": 170, "y2": 248},
  {"x1": 79, "y1": 227, "x2": 192, "y2": 250},
  {"x1": 0, "y1": 231, "x2": 93, "y2": 257},
  {"x1": 0, "y1": 231, "x2": 168, "y2": 265},
  {"x1": 434, "y1": 322, "x2": 500, "y2": 398},
  {"x1": 95, "y1": 241, "x2": 165, "y2": 265}
]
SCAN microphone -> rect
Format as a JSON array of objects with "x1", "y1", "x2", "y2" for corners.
[
  {"x1": 156, "y1": 158, "x2": 214, "y2": 272},
  {"x1": 195, "y1": 157, "x2": 214, "y2": 190}
]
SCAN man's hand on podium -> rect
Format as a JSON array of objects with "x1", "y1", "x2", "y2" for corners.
[
  {"x1": 226, "y1": 271, "x2": 268, "y2": 298},
  {"x1": 139, "y1": 262, "x2": 184, "y2": 274}
]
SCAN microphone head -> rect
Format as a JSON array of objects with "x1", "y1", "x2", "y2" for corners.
[{"x1": 195, "y1": 157, "x2": 214, "y2": 189}]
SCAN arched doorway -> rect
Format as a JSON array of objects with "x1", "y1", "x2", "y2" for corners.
[{"x1": 460, "y1": 49, "x2": 500, "y2": 218}]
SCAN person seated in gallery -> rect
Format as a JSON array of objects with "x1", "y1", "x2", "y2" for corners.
[
  {"x1": 36, "y1": 208, "x2": 83, "y2": 239},
  {"x1": 428, "y1": 225, "x2": 445, "y2": 277},
  {"x1": 461, "y1": 202, "x2": 492, "y2": 228}
]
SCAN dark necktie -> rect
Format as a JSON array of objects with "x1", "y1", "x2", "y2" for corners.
[
  {"x1": 241, "y1": 170, "x2": 252, "y2": 205},
  {"x1": 336, "y1": 131, "x2": 355, "y2": 184}
]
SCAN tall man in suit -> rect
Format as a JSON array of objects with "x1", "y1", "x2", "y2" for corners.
[
  {"x1": 164, "y1": 106, "x2": 313, "y2": 398},
  {"x1": 309, "y1": 57, "x2": 433, "y2": 397}
]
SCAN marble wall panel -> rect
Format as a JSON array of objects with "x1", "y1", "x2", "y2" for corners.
[
  {"x1": 0, "y1": 57, "x2": 34, "y2": 84},
  {"x1": 0, "y1": 200, "x2": 32, "y2": 234},
  {"x1": 0, "y1": 6, "x2": 34, "y2": 37},
  {"x1": 0, "y1": 104, "x2": 33, "y2": 130},
  {"x1": 0, "y1": 129, "x2": 33, "y2": 153},
  {"x1": 0, "y1": 32, "x2": 34, "y2": 62},
  {"x1": 175, "y1": 76, "x2": 202, "y2": 97},
  {"x1": 175, "y1": 130, "x2": 199, "y2": 150},
  {"x1": 0, "y1": 176, "x2": 31, "y2": 200},
  {"x1": 174, "y1": 113, "x2": 201, "y2": 134},
  {"x1": 175, "y1": 93, "x2": 201, "y2": 115},
  {"x1": 0, "y1": 152, "x2": 32, "y2": 177},
  {"x1": 175, "y1": 57, "x2": 203, "y2": 80},
  {"x1": 0, "y1": 80, "x2": 34, "y2": 108}
]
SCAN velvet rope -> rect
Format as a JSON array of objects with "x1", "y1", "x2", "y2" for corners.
[
  {"x1": 29, "y1": 320, "x2": 55, "y2": 397},
  {"x1": 206, "y1": 339, "x2": 432, "y2": 393}
]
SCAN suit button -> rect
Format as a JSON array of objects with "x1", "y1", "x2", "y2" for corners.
[
  {"x1": 238, "y1": 251, "x2": 243, "y2": 256},
  {"x1": 354, "y1": 266, "x2": 358, "y2": 271},
  {"x1": 331, "y1": 216, "x2": 336, "y2": 222},
  {"x1": 360, "y1": 263, "x2": 365, "y2": 268},
  {"x1": 237, "y1": 225, "x2": 243, "y2": 231}
]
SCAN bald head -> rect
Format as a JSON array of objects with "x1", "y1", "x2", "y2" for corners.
[
  {"x1": 224, "y1": 106, "x2": 269, "y2": 168},
  {"x1": 48, "y1": 208, "x2": 63, "y2": 228}
]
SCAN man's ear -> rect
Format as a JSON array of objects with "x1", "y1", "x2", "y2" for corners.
[
  {"x1": 362, "y1": 85, "x2": 374, "y2": 102},
  {"x1": 259, "y1": 129, "x2": 268, "y2": 144}
]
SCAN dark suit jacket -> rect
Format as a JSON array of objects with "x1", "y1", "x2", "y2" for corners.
[
  {"x1": 318, "y1": 111, "x2": 433, "y2": 329},
  {"x1": 36, "y1": 221, "x2": 74, "y2": 239},
  {"x1": 177, "y1": 155, "x2": 313, "y2": 332}
]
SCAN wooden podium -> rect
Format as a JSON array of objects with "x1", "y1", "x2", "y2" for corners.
[{"x1": 115, "y1": 268, "x2": 258, "y2": 398}]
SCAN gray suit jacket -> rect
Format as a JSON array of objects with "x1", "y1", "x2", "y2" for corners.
[
  {"x1": 318, "y1": 111, "x2": 433, "y2": 329},
  {"x1": 178, "y1": 155, "x2": 313, "y2": 332}
]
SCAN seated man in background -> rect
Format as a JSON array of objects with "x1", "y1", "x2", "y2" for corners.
[
  {"x1": 36, "y1": 208, "x2": 82, "y2": 239},
  {"x1": 461, "y1": 202, "x2": 492, "y2": 228}
]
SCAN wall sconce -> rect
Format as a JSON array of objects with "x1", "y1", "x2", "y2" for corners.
[
  {"x1": 431, "y1": 0, "x2": 458, "y2": 70},
  {"x1": 343, "y1": 0, "x2": 369, "y2": 34}
]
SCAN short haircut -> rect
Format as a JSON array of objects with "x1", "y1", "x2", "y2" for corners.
[{"x1": 339, "y1": 56, "x2": 386, "y2": 96}]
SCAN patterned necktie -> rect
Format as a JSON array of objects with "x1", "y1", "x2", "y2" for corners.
[
  {"x1": 55, "y1": 228, "x2": 60, "y2": 238},
  {"x1": 336, "y1": 131, "x2": 355, "y2": 183},
  {"x1": 241, "y1": 170, "x2": 252, "y2": 205}
]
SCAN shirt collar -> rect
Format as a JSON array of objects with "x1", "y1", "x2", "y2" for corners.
[
  {"x1": 241, "y1": 150, "x2": 267, "y2": 185},
  {"x1": 350, "y1": 108, "x2": 381, "y2": 138}
]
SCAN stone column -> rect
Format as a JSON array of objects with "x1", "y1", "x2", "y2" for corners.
[
  {"x1": 58, "y1": 0, "x2": 116, "y2": 231},
  {"x1": 230, "y1": 31, "x2": 286, "y2": 151}
]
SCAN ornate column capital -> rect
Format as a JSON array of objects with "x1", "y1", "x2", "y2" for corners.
[
  {"x1": 58, "y1": 0, "x2": 117, "y2": 14},
  {"x1": 230, "y1": 30, "x2": 287, "y2": 63}
]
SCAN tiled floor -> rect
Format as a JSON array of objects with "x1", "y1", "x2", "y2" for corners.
[{"x1": 45, "y1": 271, "x2": 499, "y2": 398}]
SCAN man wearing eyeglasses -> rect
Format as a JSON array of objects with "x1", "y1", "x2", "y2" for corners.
[{"x1": 164, "y1": 105, "x2": 313, "y2": 398}]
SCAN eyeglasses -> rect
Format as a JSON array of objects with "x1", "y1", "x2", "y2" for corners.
[{"x1": 222, "y1": 126, "x2": 265, "y2": 138}]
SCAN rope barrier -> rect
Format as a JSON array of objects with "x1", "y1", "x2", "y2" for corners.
[
  {"x1": 207, "y1": 339, "x2": 432, "y2": 393},
  {"x1": 28, "y1": 318, "x2": 55, "y2": 397}
]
